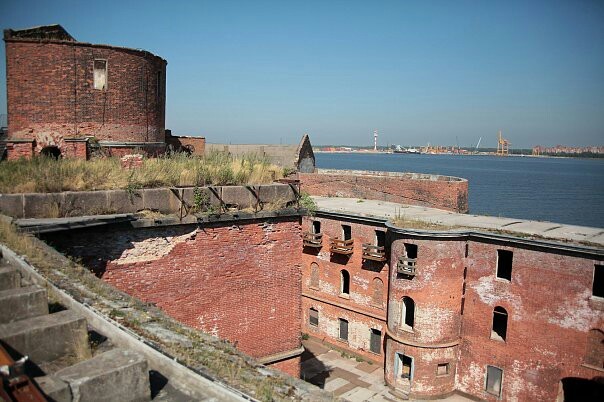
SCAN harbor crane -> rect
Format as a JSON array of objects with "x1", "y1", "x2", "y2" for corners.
[
  {"x1": 496, "y1": 130, "x2": 510, "y2": 156},
  {"x1": 474, "y1": 137, "x2": 482, "y2": 154}
]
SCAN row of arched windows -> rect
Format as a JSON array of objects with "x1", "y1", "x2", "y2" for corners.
[{"x1": 309, "y1": 263, "x2": 384, "y2": 306}]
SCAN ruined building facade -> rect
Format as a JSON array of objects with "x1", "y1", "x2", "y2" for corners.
[{"x1": 3, "y1": 25, "x2": 167, "y2": 159}]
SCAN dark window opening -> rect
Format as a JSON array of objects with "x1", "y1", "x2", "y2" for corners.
[
  {"x1": 399, "y1": 354, "x2": 413, "y2": 379},
  {"x1": 341, "y1": 270, "x2": 350, "y2": 295},
  {"x1": 496, "y1": 250, "x2": 513, "y2": 281},
  {"x1": 156, "y1": 70, "x2": 162, "y2": 103},
  {"x1": 491, "y1": 306, "x2": 508, "y2": 341},
  {"x1": 375, "y1": 230, "x2": 386, "y2": 247},
  {"x1": 402, "y1": 296, "x2": 415, "y2": 330},
  {"x1": 40, "y1": 146, "x2": 61, "y2": 159},
  {"x1": 309, "y1": 308, "x2": 318, "y2": 327},
  {"x1": 437, "y1": 363, "x2": 450, "y2": 376},
  {"x1": 593, "y1": 265, "x2": 604, "y2": 298},
  {"x1": 404, "y1": 243, "x2": 418, "y2": 259},
  {"x1": 370, "y1": 329, "x2": 381, "y2": 354},
  {"x1": 463, "y1": 267, "x2": 468, "y2": 280},
  {"x1": 312, "y1": 221, "x2": 321, "y2": 234},
  {"x1": 465, "y1": 243, "x2": 469, "y2": 258},
  {"x1": 460, "y1": 297, "x2": 465, "y2": 315},
  {"x1": 339, "y1": 318, "x2": 348, "y2": 341},
  {"x1": 342, "y1": 225, "x2": 352, "y2": 240},
  {"x1": 486, "y1": 366, "x2": 503, "y2": 397}
]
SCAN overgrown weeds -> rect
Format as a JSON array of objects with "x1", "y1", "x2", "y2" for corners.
[{"x1": 0, "y1": 151, "x2": 282, "y2": 193}]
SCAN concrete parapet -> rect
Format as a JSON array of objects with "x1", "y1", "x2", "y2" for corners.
[
  {"x1": 0, "y1": 286, "x2": 49, "y2": 323},
  {"x1": 0, "y1": 309, "x2": 91, "y2": 364},
  {"x1": 0, "y1": 265, "x2": 21, "y2": 290},
  {"x1": 55, "y1": 348, "x2": 150, "y2": 402},
  {"x1": 0, "y1": 184, "x2": 298, "y2": 219},
  {"x1": 35, "y1": 375, "x2": 71, "y2": 402}
]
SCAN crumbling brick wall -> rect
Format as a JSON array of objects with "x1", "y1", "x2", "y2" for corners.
[
  {"x1": 47, "y1": 217, "x2": 303, "y2": 376},
  {"x1": 5, "y1": 33, "x2": 166, "y2": 158}
]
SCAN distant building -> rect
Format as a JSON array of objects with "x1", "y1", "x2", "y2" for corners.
[{"x1": 3, "y1": 25, "x2": 167, "y2": 159}]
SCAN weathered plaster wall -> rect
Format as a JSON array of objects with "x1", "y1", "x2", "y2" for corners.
[{"x1": 47, "y1": 216, "x2": 303, "y2": 377}]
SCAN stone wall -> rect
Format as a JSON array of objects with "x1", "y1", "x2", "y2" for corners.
[
  {"x1": 300, "y1": 169, "x2": 468, "y2": 213},
  {"x1": 45, "y1": 215, "x2": 304, "y2": 377}
]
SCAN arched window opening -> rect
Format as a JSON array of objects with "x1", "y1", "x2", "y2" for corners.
[
  {"x1": 340, "y1": 270, "x2": 350, "y2": 295},
  {"x1": 491, "y1": 306, "x2": 508, "y2": 341},
  {"x1": 584, "y1": 328, "x2": 604, "y2": 368},
  {"x1": 372, "y1": 278, "x2": 384, "y2": 306},
  {"x1": 310, "y1": 262, "x2": 319, "y2": 289},
  {"x1": 401, "y1": 297, "x2": 415, "y2": 330},
  {"x1": 40, "y1": 146, "x2": 61, "y2": 159}
]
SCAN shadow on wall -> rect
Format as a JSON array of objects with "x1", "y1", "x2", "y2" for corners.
[{"x1": 559, "y1": 377, "x2": 604, "y2": 402}]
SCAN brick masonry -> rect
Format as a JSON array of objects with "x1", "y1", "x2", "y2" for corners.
[
  {"x1": 300, "y1": 170, "x2": 469, "y2": 213},
  {"x1": 4, "y1": 31, "x2": 166, "y2": 159},
  {"x1": 301, "y1": 216, "x2": 389, "y2": 364},
  {"x1": 46, "y1": 217, "x2": 303, "y2": 377}
]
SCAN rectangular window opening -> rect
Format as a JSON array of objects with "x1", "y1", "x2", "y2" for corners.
[
  {"x1": 342, "y1": 225, "x2": 352, "y2": 241},
  {"x1": 156, "y1": 70, "x2": 162, "y2": 102},
  {"x1": 93, "y1": 59, "x2": 107, "y2": 90},
  {"x1": 593, "y1": 265, "x2": 604, "y2": 298},
  {"x1": 375, "y1": 230, "x2": 386, "y2": 247},
  {"x1": 485, "y1": 365, "x2": 503, "y2": 397},
  {"x1": 309, "y1": 308, "x2": 318, "y2": 327},
  {"x1": 312, "y1": 221, "x2": 321, "y2": 234},
  {"x1": 404, "y1": 243, "x2": 418, "y2": 260},
  {"x1": 496, "y1": 249, "x2": 513, "y2": 281},
  {"x1": 437, "y1": 363, "x2": 450, "y2": 376},
  {"x1": 398, "y1": 354, "x2": 413, "y2": 380},
  {"x1": 370, "y1": 329, "x2": 381, "y2": 354},
  {"x1": 339, "y1": 318, "x2": 349, "y2": 341}
]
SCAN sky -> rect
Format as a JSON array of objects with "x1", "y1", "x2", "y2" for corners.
[{"x1": 0, "y1": 0, "x2": 603, "y2": 148}]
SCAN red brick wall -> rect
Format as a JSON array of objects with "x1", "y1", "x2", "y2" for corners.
[
  {"x1": 5, "y1": 39, "x2": 166, "y2": 158},
  {"x1": 385, "y1": 236, "x2": 465, "y2": 398},
  {"x1": 299, "y1": 171, "x2": 469, "y2": 213},
  {"x1": 6, "y1": 141, "x2": 34, "y2": 160},
  {"x1": 268, "y1": 357, "x2": 301, "y2": 378},
  {"x1": 47, "y1": 218, "x2": 302, "y2": 370},
  {"x1": 457, "y1": 242, "x2": 603, "y2": 401},
  {"x1": 63, "y1": 141, "x2": 88, "y2": 159},
  {"x1": 301, "y1": 216, "x2": 389, "y2": 363}
]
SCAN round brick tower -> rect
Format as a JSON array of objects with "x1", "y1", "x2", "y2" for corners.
[
  {"x1": 385, "y1": 225, "x2": 466, "y2": 399},
  {"x1": 4, "y1": 25, "x2": 167, "y2": 159}
]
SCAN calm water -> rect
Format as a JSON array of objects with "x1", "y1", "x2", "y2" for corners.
[{"x1": 315, "y1": 153, "x2": 604, "y2": 228}]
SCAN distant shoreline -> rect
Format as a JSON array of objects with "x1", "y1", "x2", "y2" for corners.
[{"x1": 313, "y1": 150, "x2": 604, "y2": 159}]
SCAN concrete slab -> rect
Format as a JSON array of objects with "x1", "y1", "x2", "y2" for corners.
[
  {"x1": 35, "y1": 375, "x2": 71, "y2": 402},
  {"x1": 0, "y1": 309, "x2": 91, "y2": 364},
  {"x1": 341, "y1": 387, "x2": 378, "y2": 402},
  {"x1": 0, "y1": 193, "x2": 24, "y2": 218},
  {"x1": 56, "y1": 348, "x2": 150, "y2": 402},
  {"x1": 0, "y1": 286, "x2": 48, "y2": 323},
  {"x1": 323, "y1": 377, "x2": 349, "y2": 392},
  {"x1": 63, "y1": 191, "x2": 109, "y2": 217},
  {"x1": 23, "y1": 193, "x2": 64, "y2": 219},
  {"x1": 143, "y1": 188, "x2": 178, "y2": 214},
  {"x1": 332, "y1": 382, "x2": 358, "y2": 397},
  {"x1": 0, "y1": 266, "x2": 20, "y2": 290},
  {"x1": 107, "y1": 189, "x2": 144, "y2": 213},
  {"x1": 356, "y1": 361, "x2": 379, "y2": 374}
]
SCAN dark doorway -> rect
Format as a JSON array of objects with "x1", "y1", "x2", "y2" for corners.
[{"x1": 40, "y1": 146, "x2": 61, "y2": 159}]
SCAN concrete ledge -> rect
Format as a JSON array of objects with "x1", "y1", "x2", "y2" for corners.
[
  {"x1": 56, "y1": 348, "x2": 150, "y2": 402},
  {"x1": 0, "y1": 286, "x2": 49, "y2": 324},
  {"x1": 0, "y1": 309, "x2": 91, "y2": 364},
  {"x1": 35, "y1": 375, "x2": 71, "y2": 402},
  {"x1": 0, "y1": 265, "x2": 21, "y2": 290}
]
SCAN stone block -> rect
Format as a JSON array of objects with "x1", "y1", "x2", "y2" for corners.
[
  {"x1": 0, "y1": 194, "x2": 24, "y2": 218},
  {"x1": 0, "y1": 286, "x2": 49, "y2": 324},
  {"x1": 182, "y1": 187, "x2": 220, "y2": 213},
  {"x1": 62, "y1": 191, "x2": 109, "y2": 217},
  {"x1": 222, "y1": 186, "x2": 255, "y2": 208},
  {"x1": 56, "y1": 348, "x2": 150, "y2": 402},
  {"x1": 23, "y1": 193, "x2": 64, "y2": 218},
  {"x1": 0, "y1": 310, "x2": 91, "y2": 364},
  {"x1": 0, "y1": 266, "x2": 20, "y2": 290},
  {"x1": 107, "y1": 189, "x2": 144, "y2": 214},
  {"x1": 35, "y1": 375, "x2": 71, "y2": 402},
  {"x1": 142, "y1": 188, "x2": 178, "y2": 214}
]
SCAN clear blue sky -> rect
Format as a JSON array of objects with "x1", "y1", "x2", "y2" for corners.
[{"x1": 1, "y1": 0, "x2": 603, "y2": 148}]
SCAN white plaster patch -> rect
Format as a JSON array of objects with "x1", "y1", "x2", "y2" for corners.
[
  {"x1": 115, "y1": 229, "x2": 198, "y2": 264},
  {"x1": 546, "y1": 289, "x2": 593, "y2": 331},
  {"x1": 416, "y1": 306, "x2": 454, "y2": 342},
  {"x1": 457, "y1": 361, "x2": 483, "y2": 395},
  {"x1": 471, "y1": 276, "x2": 524, "y2": 319}
]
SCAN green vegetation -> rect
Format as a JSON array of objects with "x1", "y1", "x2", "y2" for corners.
[
  {"x1": 299, "y1": 192, "x2": 317, "y2": 216},
  {"x1": 0, "y1": 151, "x2": 283, "y2": 193}
]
